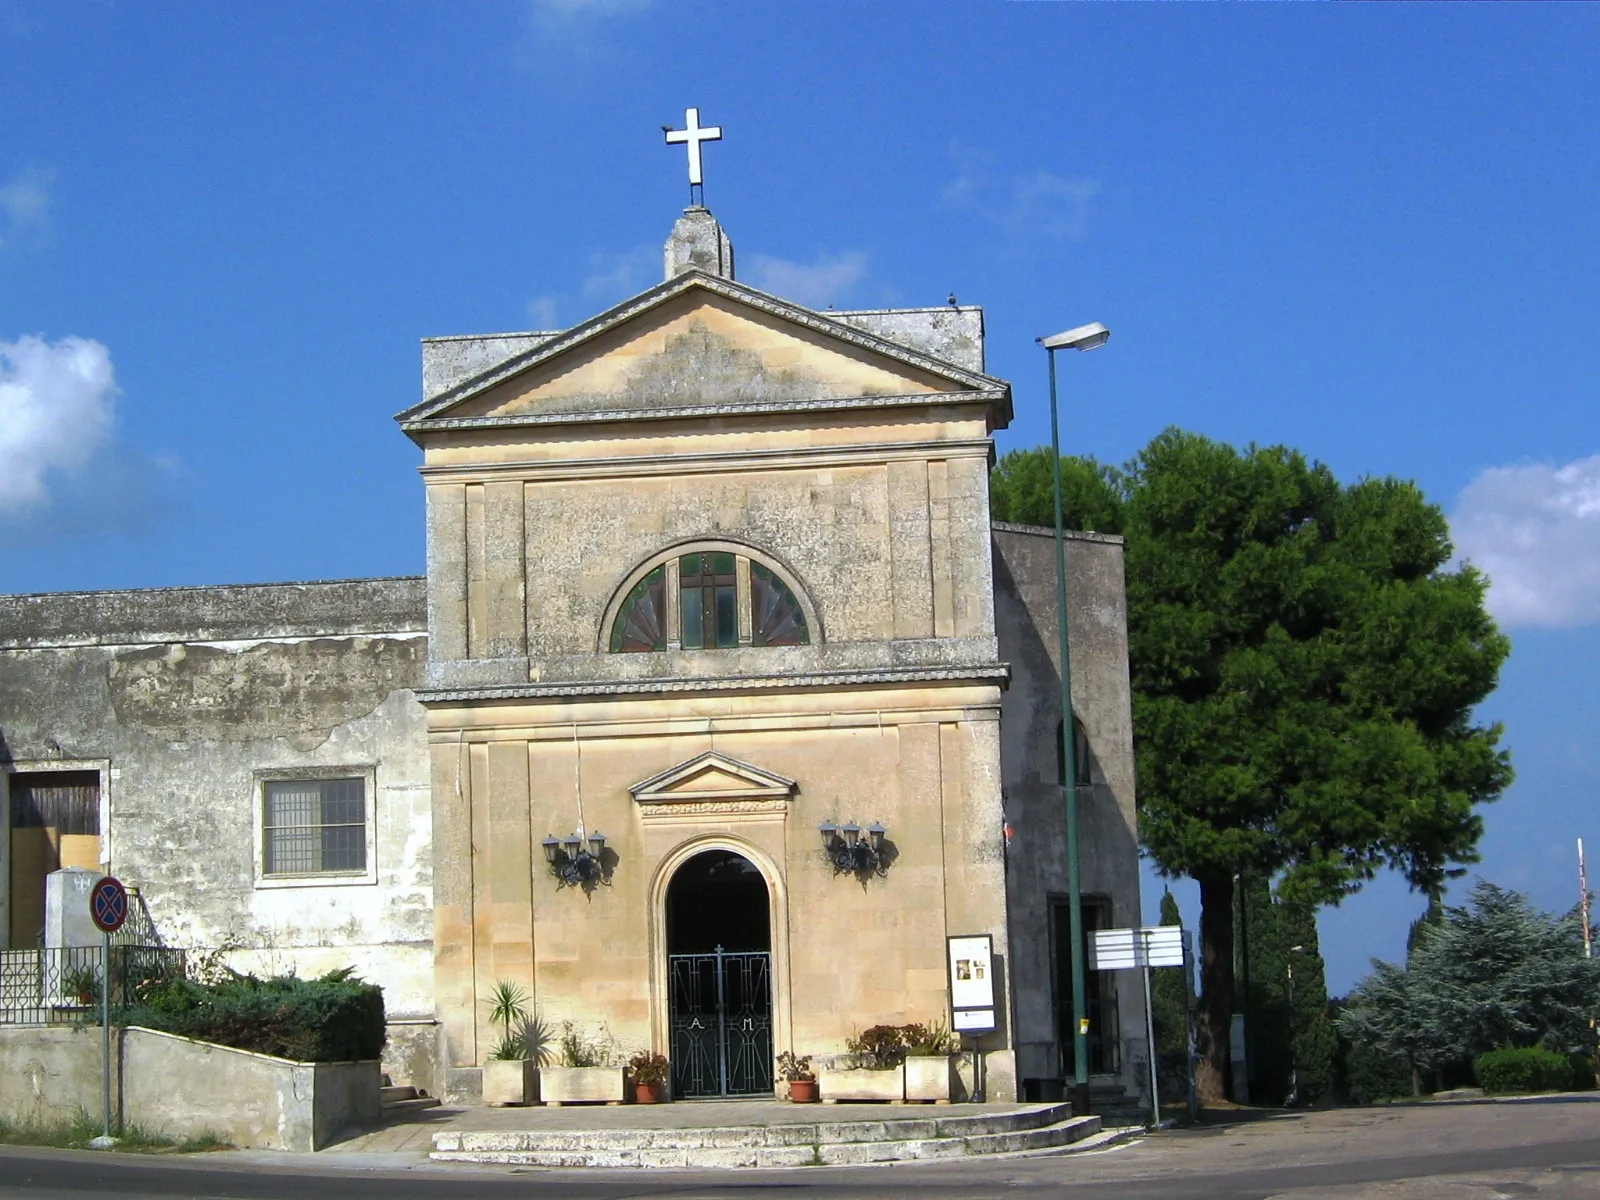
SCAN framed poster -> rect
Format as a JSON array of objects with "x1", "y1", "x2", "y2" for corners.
[{"x1": 947, "y1": 933, "x2": 995, "y2": 1033}]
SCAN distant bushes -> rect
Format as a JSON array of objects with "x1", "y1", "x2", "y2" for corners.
[
  {"x1": 118, "y1": 967, "x2": 385, "y2": 1063},
  {"x1": 1474, "y1": 1047, "x2": 1590, "y2": 1095}
]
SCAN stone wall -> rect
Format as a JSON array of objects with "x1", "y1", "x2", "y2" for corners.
[
  {"x1": 0, "y1": 578, "x2": 437, "y2": 1090},
  {"x1": 993, "y1": 523, "x2": 1146, "y2": 1100},
  {"x1": 0, "y1": 1025, "x2": 380, "y2": 1151}
]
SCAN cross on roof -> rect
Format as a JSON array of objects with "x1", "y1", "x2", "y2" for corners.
[{"x1": 663, "y1": 107, "x2": 722, "y2": 198}]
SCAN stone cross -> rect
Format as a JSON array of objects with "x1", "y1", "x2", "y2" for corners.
[{"x1": 664, "y1": 107, "x2": 722, "y2": 189}]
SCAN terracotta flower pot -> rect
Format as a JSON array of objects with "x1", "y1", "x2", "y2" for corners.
[
  {"x1": 788, "y1": 1078, "x2": 819, "y2": 1103},
  {"x1": 634, "y1": 1081, "x2": 665, "y2": 1104}
]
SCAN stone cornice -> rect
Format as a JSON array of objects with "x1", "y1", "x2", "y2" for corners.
[
  {"x1": 399, "y1": 388, "x2": 1009, "y2": 438},
  {"x1": 397, "y1": 270, "x2": 1011, "y2": 427},
  {"x1": 415, "y1": 663, "x2": 1010, "y2": 704},
  {"x1": 417, "y1": 437, "x2": 996, "y2": 484}
]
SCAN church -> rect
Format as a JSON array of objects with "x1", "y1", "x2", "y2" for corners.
[{"x1": 0, "y1": 125, "x2": 1146, "y2": 1110}]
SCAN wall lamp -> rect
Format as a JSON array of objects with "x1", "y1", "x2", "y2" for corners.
[
  {"x1": 542, "y1": 828, "x2": 607, "y2": 887},
  {"x1": 818, "y1": 820, "x2": 890, "y2": 877}
]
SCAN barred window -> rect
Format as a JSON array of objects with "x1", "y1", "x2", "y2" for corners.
[{"x1": 263, "y1": 778, "x2": 367, "y2": 875}]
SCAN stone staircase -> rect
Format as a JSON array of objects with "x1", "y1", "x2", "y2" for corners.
[
  {"x1": 431, "y1": 1103, "x2": 1103, "y2": 1169},
  {"x1": 380, "y1": 1077, "x2": 440, "y2": 1119}
]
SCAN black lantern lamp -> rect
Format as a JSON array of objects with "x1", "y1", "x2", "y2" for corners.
[
  {"x1": 819, "y1": 818, "x2": 891, "y2": 877},
  {"x1": 543, "y1": 827, "x2": 607, "y2": 887}
]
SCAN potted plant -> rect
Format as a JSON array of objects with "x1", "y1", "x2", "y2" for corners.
[
  {"x1": 628, "y1": 1051, "x2": 670, "y2": 1103},
  {"x1": 816, "y1": 1025, "x2": 907, "y2": 1103},
  {"x1": 480, "y1": 980, "x2": 539, "y2": 1105},
  {"x1": 540, "y1": 1021, "x2": 627, "y2": 1105},
  {"x1": 61, "y1": 966, "x2": 100, "y2": 1008},
  {"x1": 777, "y1": 1051, "x2": 817, "y2": 1102},
  {"x1": 901, "y1": 1019, "x2": 962, "y2": 1103}
]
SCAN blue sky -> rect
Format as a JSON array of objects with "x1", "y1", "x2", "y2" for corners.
[{"x1": 2, "y1": 2, "x2": 1596, "y2": 993}]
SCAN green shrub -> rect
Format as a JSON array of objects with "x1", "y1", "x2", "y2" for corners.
[
  {"x1": 1567, "y1": 1052, "x2": 1597, "y2": 1092},
  {"x1": 847, "y1": 1025, "x2": 908, "y2": 1068},
  {"x1": 117, "y1": 967, "x2": 385, "y2": 1062},
  {"x1": 1474, "y1": 1047, "x2": 1571, "y2": 1095},
  {"x1": 1342, "y1": 1040, "x2": 1414, "y2": 1104}
]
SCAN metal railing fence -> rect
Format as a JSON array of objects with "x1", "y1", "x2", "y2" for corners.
[{"x1": 0, "y1": 944, "x2": 185, "y2": 1025}]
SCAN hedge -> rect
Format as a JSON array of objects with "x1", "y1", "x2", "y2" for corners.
[
  {"x1": 1566, "y1": 1052, "x2": 1597, "y2": 1092},
  {"x1": 116, "y1": 967, "x2": 385, "y2": 1063},
  {"x1": 1474, "y1": 1047, "x2": 1571, "y2": 1095}
]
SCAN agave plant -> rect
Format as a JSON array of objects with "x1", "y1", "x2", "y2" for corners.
[{"x1": 483, "y1": 979, "x2": 531, "y2": 1060}]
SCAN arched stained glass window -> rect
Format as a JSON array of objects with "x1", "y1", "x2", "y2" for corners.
[
  {"x1": 610, "y1": 566, "x2": 667, "y2": 652},
  {"x1": 680, "y1": 552, "x2": 739, "y2": 649},
  {"x1": 751, "y1": 563, "x2": 810, "y2": 646},
  {"x1": 605, "y1": 547, "x2": 817, "y2": 653}
]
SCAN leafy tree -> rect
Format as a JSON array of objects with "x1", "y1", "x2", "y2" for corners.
[
  {"x1": 990, "y1": 446, "x2": 1126, "y2": 535},
  {"x1": 1340, "y1": 881, "x2": 1600, "y2": 1091},
  {"x1": 991, "y1": 428, "x2": 1512, "y2": 1103}
]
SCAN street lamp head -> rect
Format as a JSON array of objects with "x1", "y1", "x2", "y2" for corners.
[{"x1": 1038, "y1": 322, "x2": 1110, "y2": 352}]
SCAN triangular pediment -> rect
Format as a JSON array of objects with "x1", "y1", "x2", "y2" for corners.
[
  {"x1": 629, "y1": 751, "x2": 797, "y2": 805},
  {"x1": 397, "y1": 272, "x2": 1005, "y2": 429}
]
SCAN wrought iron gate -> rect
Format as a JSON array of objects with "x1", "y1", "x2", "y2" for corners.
[{"x1": 668, "y1": 947, "x2": 772, "y2": 1097}]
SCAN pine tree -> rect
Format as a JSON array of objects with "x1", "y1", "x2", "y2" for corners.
[
  {"x1": 1151, "y1": 890, "x2": 1190, "y2": 1054},
  {"x1": 991, "y1": 430, "x2": 1512, "y2": 1102},
  {"x1": 1280, "y1": 898, "x2": 1334, "y2": 1105},
  {"x1": 1341, "y1": 881, "x2": 1600, "y2": 1090}
]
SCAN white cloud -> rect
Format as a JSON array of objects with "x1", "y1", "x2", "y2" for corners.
[
  {"x1": 522, "y1": 0, "x2": 651, "y2": 56},
  {"x1": 943, "y1": 145, "x2": 1100, "y2": 242},
  {"x1": 745, "y1": 252, "x2": 868, "y2": 309},
  {"x1": 1005, "y1": 172, "x2": 1101, "y2": 241},
  {"x1": 1452, "y1": 453, "x2": 1600, "y2": 628},
  {"x1": 0, "y1": 166, "x2": 54, "y2": 250},
  {"x1": 0, "y1": 335, "x2": 117, "y2": 513},
  {"x1": 529, "y1": 0, "x2": 649, "y2": 18},
  {"x1": 525, "y1": 295, "x2": 561, "y2": 329},
  {"x1": 581, "y1": 246, "x2": 656, "y2": 305}
]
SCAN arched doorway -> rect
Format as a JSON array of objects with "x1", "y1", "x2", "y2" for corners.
[{"x1": 665, "y1": 849, "x2": 773, "y2": 1097}]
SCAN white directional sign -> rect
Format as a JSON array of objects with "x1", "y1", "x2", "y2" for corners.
[{"x1": 1089, "y1": 925, "x2": 1188, "y2": 971}]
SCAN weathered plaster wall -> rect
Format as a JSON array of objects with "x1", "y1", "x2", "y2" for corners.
[
  {"x1": 993, "y1": 523, "x2": 1146, "y2": 1100},
  {"x1": 0, "y1": 579, "x2": 437, "y2": 1088},
  {"x1": 408, "y1": 261, "x2": 1030, "y2": 1100},
  {"x1": 0, "y1": 1025, "x2": 380, "y2": 1151},
  {"x1": 425, "y1": 683, "x2": 1015, "y2": 1101}
]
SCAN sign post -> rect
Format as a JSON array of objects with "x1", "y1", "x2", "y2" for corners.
[
  {"x1": 947, "y1": 935, "x2": 996, "y2": 1101},
  {"x1": 1090, "y1": 925, "x2": 1189, "y2": 1129},
  {"x1": 89, "y1": 876, "x2": 128, "y2": 1147}
]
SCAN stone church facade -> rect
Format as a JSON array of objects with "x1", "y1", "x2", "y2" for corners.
[{"x1": 0, "y1": 207, "x2": 1145, "y2": 1108}]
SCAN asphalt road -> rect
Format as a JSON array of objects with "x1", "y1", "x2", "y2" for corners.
[{"x1": 4, "y1": 1097, "x2": 1598, "y2": 1199}]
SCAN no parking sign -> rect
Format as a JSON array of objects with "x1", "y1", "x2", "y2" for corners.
[{"x1": 90, "y1": 876, "x2": 127, "y2": 934}]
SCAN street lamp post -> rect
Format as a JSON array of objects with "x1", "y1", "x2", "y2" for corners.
[
  {"x1": 1286, "y1": 944, "x2": 1304, "y2": 1106},
  {"x1": 1036, "y1": 321, "x2": 1110, "y2": 1118}
]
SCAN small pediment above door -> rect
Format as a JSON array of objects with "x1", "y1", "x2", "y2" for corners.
[{"x1": 629, "y1": 752, "x2": 797, "y2": 807}]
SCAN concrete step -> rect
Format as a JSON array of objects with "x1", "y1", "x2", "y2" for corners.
[
  {"x1": 382, "y1": 1085, "x2": 421, "y2": 1103},
  {"x1": 383, "y1": 1096, "x2": 442, "y2": 1117},
  {"x1": 430, "y1": 1104, "x2": 1102, "y2": 1169}
]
